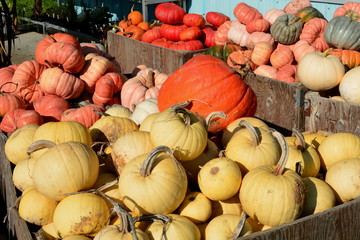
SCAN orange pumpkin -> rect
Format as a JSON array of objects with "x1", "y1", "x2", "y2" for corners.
[
  {"x1": 183, "y1": 13, "x2": 206, "y2": 28},
  {"x1": 291, "y1": 39, "x2": 317, "y2": 63},
  {"x1": 0, "y1": 83, "x2": 26, "y2": 117},
  {"x1": 127, "y1": 5, "x2": 143, "y2": 25},
  {"x1": 299, "y1": 18, "x2": 329, "y2": 52},
  {"x1": 214, "y1": 21, "x2": 231, "y2": 45},
  {"x1": 180, "y1": 27, "x2": 202, "y2": 41},
  {"x1": 61, "y1": 104, "x2": 105, "y2": 128},
  {"x1": 276, "y1": 64, "x2": 297, "y2": 83},
  {"x1": 270, "y1": 44, "x2": 294, "y2": 69},
  {"x1": 0, "y1": 109, "x2": 43, "y2": 133},
  {"x1": 157, "y1": 55, "x2": 257, "y2": 134},
  {"x1": 227, "y1": 50, "x2": 256, "y2": 71},
  {"x1": 0, "y1": 65, "x2": 18, "y2": 92},
  {"x1": 246, "y1": 18, "x2": 271, "y2": 34},
  {"x1": 246, "y1": 32, "x2": 275, "y2": 50},
  {"x1": 251, "y1": 42, "x2": 274, "y2": 66},
  {"x1": 33, "y1": 95, "x2": 71, "y2": 122},
  {"x1": 328, "y1": 48, "x2": 360, "y2": 69},
  {"x1": 333, "y1": 2, "x2": 360, "y2": 21},
  {"x1": 284, "y1": 0, "x2": 312, "y2": 15},
  {"x1": 254, "y1": 65, "x2": 278, "y2": 79},
  {"x1": 233, "y1": 2, "x2": 263, "y2": 25}
]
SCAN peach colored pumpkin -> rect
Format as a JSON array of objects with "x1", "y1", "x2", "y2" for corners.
[
  {"x1": 214, "y1": 21, "x2": 231, "y2": 45},
  {"x1": 246, "y1": 32, "x2": 275, "y2": 50},
  {"x1": 254, "y1": 65, "x2": 278, "y2": 79},
  {"x1": 227, "y1": 50, "x2": 256, "y2": 71},
  {"x1": 264, "y1": 9, "x2": 286, "y2": 25},
  {"x1": 276, "y1": 64, "x2": 297, "y2": 83},
  {"x1": 299, "y1": 18, "x2": 329, "y2": 52},
  {"x1": 251, "y1": 42, "x2": 274, "y2": 66},
  {"x1": 246, "y1": 19, "x2": 271, "y2": 34},
  {"x1": 333, "y1": 2, "x2": 360, "y2": 22},
  {"x1": 0, "y1": 65, "x2": 18, "y2": 92},
  {"x1": 227, "y1": 20, "x2": 249, "y2": 47},
  {"x1": 270, "y1": 44, "x2": 294, "y2": 69},
  {"x1": 291, "y1": 39, "x2": 317, "y2": 63},
  {"x1": 284, "y1": 0, "x2": 312, "y2": 15},
  {"x1": 233, "y1": 2, "x2": 263, "y2": 25}
]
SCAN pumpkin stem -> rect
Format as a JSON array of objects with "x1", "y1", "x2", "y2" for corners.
[
  {"x1": 308, "y1": 105, "x2": 318, "y2": 134},
  {"x1": 144, "y1": 69, "x2": 155, "y2": 88},
  {"x1": 292, "y1": 128, "x2": 306, "y2": 152},
  {"x1": 288, "y1": 16, "x2": 301, "y2": 26},
  {"x1": 0, "y1": 82, "x2": 18, "y2": 94},
  {"x1": 27, "y1": 140, "x2": 56, "y2": 155},
  {"x1": 173, "y1": 107, "x2": 192, "y2": 125},
  {"x1": 272, "y1": 130, "x2": 289, "y2": 176},
  {"x1": 94, "y1": 110, "x2": 109, "y2": 116},
  {"x1": 231, "y1": 212, "x2": 247, "y2": 239},
  {"x1": 321, "y1": 48, "x2": 331, "y2": 57},
  {"x1": 134, "y1": 214, "x2": 172, "y2": 224},
  {"x1": 205, "y1": 111, "x2": 227, "y2": 130},
  {"x1": 140, "y1": 146, "x2": 184, "y2": 181},
  {"x1": 97, "y1": 179, "x2": 118, "y2": 192},
  {"x1": 239, "y1": 120, "x2": 261, "y2": 147}
]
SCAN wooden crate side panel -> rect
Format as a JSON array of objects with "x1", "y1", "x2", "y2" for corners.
[
  {"x1": 107, "y1": 31, "x2": 205, "y2": 74},
  {"x1": 304, "y1": 92, "x2": 360, "y2": 136},
  {"x1": 239, "y1": 198, "x2": 360, "y2": 240},
  {"x1": 244, "y1": 73, "x2": 307, "y2": 131},
  {"x1": 0, "y1": 133, "x2": 32, "y2": 240}
]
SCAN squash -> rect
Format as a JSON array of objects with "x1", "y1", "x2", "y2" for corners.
[
  {"x1": 177, "y1": 191, "x2": 212, "y2": 224},
  {"x1": 296, "y1": 6, "x2": 325, "y2": 23},
  {"x1": 270, "y1": 14, "x2": 303, "y2": 44},
  {"x1": 328, "y1": 48, "x2": 360, "y2": 69},
  {"x1": 211, "y1": 194, "x2": 243, "y2": 218},
  {"x1": 339, "y1": 66, "x2": 360, "y2": 104},
  {"x1": 299, "y1": 17, "x2": 329, "y2": 52},
  {"x1": 204, "y1": 43, "x2": 242, "y2": 62},
  {"x1": 12, "y1": 155, "x2": 37, "y2": 192},
  {"x1": 233, "y1": 2, "x2": 263, "y2": 25},
  {"x1": 130, "y1": 98, "x2": 159, "y2": 125}
]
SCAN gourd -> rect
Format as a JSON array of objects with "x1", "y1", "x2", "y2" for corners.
[
  {"x1": 0, "y1": 109, "x2": 43, "y2": 133},
  {"x1": 0, "y1": 82, "x2": 26, "y2": 117},
  {"x1": 61, "y1": 104, "x2": 105, "y2": 128},
  {"x1": 233, "y1": 2, "x2": 263, "y2": 25},
  {"x1": 33, "y1": 95, "x2": 71, "y2": 122},
  {"x1": 299, "y1": 17, "x2": 329, "y2": 52},
  {"x1": 154, "y1": 2, "x2": 186, "y2": 24},
  {"x1": 328, "y1": 48, "x2": 360, "y2": 69},
  {"x1": 251, "y1": 41, "x2": 274, "y2": 66},
  {"x1": 270, "y1": 14, "x2": 303, "y2": 45},
  {"x1": 296, "y1": 6, "x2": 325, "y2": 23},
  {"x1": 270, "y1": 44, "x2": 294, "y2": 69},
  {"x1": 339, "y1": 66, "x2": 360, "y2": 104},
  {"x1": 177, "y1": 191, "x2": 212, "y2": 224}
]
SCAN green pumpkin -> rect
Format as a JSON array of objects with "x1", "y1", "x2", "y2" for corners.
[
  {"x1": 270, "y1": 14, "x2": 303, "y2": 44},
  {"x1": 324, "y1": 16, "x2": 360, "y2": 51},
  {"x1": 296, "y1": 6, "x2": 325, "y2": 23},
  {"x1": 204, "y1": 43, "x2": 241, "y2": 62}
]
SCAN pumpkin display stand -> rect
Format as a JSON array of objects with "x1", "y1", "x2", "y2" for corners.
[{"x1": 107, "y1": 31, "x2": 207, "y2": 75}]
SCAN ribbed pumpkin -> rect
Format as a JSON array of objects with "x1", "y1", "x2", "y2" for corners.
[
  {"x1": 30, "y1": 140, "x2": 99, "y2": 201},
  {"x1": 0, "y1": 65, "x2": 17, "y2": 92},
  {"x1": 291, "y1": 39, "x2": 317, "y2": 63},
  {"x1": 296, "y1": 6, "x2": 325, "y2": 23},
  {"x1": 270, "y1": 44, "x2": 294, "y2": 69},
  {"x1": 283, "y1": 0, "x2": 311, "y2": 15},
  {"x1": 154, "y1": 2, "x2": 185, "y2": 24},
  {"x1": 227, "y1": 49, "x2": 256, "y2": 73},
  {"x1": 205, "y1": 43, "x2": 242, "y2": 62},
  {"x1": 299, "y1": 17, "x2": 329, "y2": 52},
  {"x1": 270, "y1": 14, "x2": 303, "y2": 44},
  {"x1": 233, "y1": 2, "x2": 263, "y2": 25},
  {"x1": 253, "y1": 65, "x2": 278, "y2": 79},
  {"x1": 333, "y1": 2, "x2": 360, "y2": 21},
  {"x1": 0, "y1": 109, "x2": 43, "y2": 133},
  {"x1": 328, "y1": 48, "x2": 360, "y2": 69},
  {"x1": 0, "y1": 83, "x2": 26, "y2": 117},
  {"x1": 157, "y1": 55, "x2": 257, "y2": 134},
  {"x1": 214, "y1": 21, "x2": 231, "y2": 45},
  {"x1": 251, "y1": 41, "x2": 274, "y2": 66},
  {"x1": 246, "y1": 18, "x2": 271, "y2": 33},
  {"x1": 276, "y1": 64, "x2": 297, "y2": 83},
  {"x1": 264, "y1": 9, "x2": 286, "y2": 25},
  {"x1": 119, "y1": 146, "x2": 187, "y2": 215},
  {"x1": 246, "y1": 32, "x2": 274, "y2": 50},
  {"x1": 61, "y1": 104, "x2": 105, "y2": 128},
  {"x1": 33, "y1": 94, "x2": 71, "y2": 122},
  {"x1": 206, "y1": 12, "x2": 230, "y2": 27},
  {"x1": 227, "y1": 20, "x2": 250, "y2": 47}
]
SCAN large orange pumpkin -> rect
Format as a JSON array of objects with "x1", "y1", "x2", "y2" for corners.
[{"x1": 157, "y1": 55, "x2": 257, "y2": 133}]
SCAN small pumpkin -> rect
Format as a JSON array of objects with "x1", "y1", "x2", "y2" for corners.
[
  {"x1": 127, "y1": 5, "x2": 143, "y2": 25},
  {"x1": 333, "y1": 2, "x2": 360, "y2": 21},
  {"x1": 270, "y1": 44, "x2": 294, "y2": 69},
  {"x1": 61, "y1": 104, "x2": 105, "y2": 128},
  {"x1": 246, "y1": 18, "x2": 271, "y2": 33},
  {"x1": 180, "y1": 26, "x2": 202, "y2": 41},
  {"x1": 0, "y1": 109, "x2": 43, "y2": 133},
  {"x1": 183, "y1": 13, "x2": 205, "y2": 28},
  {"x1": 270, "y1": 14, "x2": 303, "y2": 45},
  {"x1": 233, "y1": 2, "x2": 263, "y2": 25},
  {"x1": 177, "y1": 191, "x2": 212, "y2": 224},
  {"x1": 154, "y1": 2, "x2": 186, "y2": 24},
  {"x1": 299, "y1": 17, "x2": 329, "y2": 52},
  {"x1": 339, "y1": 66, "x2": 360, "y2": 103},
  {"x1": 205, "y1": 43, "x2": 242, "y2": 62},
  {"x1": 227, "y1": 20, "x2": 250, "y2": 47},
  {"x1": 251, "y1": 41, "x2": 274, "y2": 66},
  {"x1": 130, "y1": 98, "x2": 159, "y2": 125},
  {"x1": 33, "y1": 95, "x2": 71, "y2": 122},
  {"x1": 206, "y1": 12, "x2": 230, "y2": 27},
  {"x1": 160, "y1": 23, "x2": 188, "y2": 42},
  {"x1": 296, "y1": 6, "x2": 325, "y2": 23},
  {"x1": 264, "y1": 9, "x2": 286, "y2": 25},
  {"x1": 214, "y1": 21, "x2": 232, "y2": 45},
  {"x1": 328, "y1": 48, "x2": 360, "y2": 69},
  {"x1": 0, "y1": 82, "x2": 26, "y2": 117},
  {"x1": 284, "y1": 0, "x2": 312, "y2": 15}
]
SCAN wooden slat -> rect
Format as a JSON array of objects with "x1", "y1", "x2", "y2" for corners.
[
  {"x1": 244, "y1": 73, "x2": 308, "y2": 132},
  {"x1": 107, "y1": 31, "x2": 206, "y2": 75},
  {"x1": 0, "y1": 133, "x2": 32, "y2": 240},
  {"x1": 304, "y1": 92, "x2": 360, "y2": 136}
]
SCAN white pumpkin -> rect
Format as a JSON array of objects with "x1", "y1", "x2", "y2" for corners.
[
  {"x1": 130, "y1": 98, "x2": 159, "y2": 125},
  {"x1": 339, "y1": 66, "x2": 360, "y2": 104}
]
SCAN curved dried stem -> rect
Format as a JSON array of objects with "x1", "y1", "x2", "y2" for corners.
[
  {"x1": 0, "y1": 82, "x2": 18, "y2": 93},
  {"x1": 205, "y1": 111, "x2": 227, "y2": 130},
  {"x1": 271, "y1": 130, "x2": 289, "y2": 176},
  {"x1": 239, "y1": 120, "x2": 261, "y2": 147},
  {"x1": 292, "y1": 128, "x2": 306, "y2": 152},
  {"x1": 231, "y1": 211, "x2": 247, "y2": 239},
  {"x1": 27, "y1": 140, "x2": 56, "y2": 155}
]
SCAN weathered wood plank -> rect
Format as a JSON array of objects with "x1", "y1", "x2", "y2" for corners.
[
  {"x1": 244, "y1": 73, "x2": 308, "y2": 132},
  {"x1": 107, "y1": 31, "x2": 206, "y2": 74},
  {"x1": 304, "y1": 92, "x2": 360, "y2": 136}
]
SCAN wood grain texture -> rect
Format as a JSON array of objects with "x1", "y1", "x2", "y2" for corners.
[
  {"x1": 107, "y1": 31, "x2": 206, "y2": 75},
  {"x1": 244, "y1": 73, "x2": 308, "y2": 132},
  {"x1": 304, "y1": 92, "x2": 360, "y2": 136},
  {"x1": 0, "y1": 133, "x2": 32, "y2": 240}
]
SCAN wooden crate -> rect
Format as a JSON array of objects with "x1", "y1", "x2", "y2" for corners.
[
  {"x1": 244, "y1": 73, "x2": 309, "y2": 133},
  {"x1": 107, "y1": 31, "x2": 207, "y2": 75},
  {"x1": 304, "y1": 92, "x2": 360, "y2": 136}
]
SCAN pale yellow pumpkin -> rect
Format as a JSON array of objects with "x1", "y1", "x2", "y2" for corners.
[
  {"x1": 221, "y1": 117, "x2": 269, "y2": 148},
  {"x1": 111, "y1": 130, "x2": 154, "y2": 174},
  {"x1": 63, "y1": 235, "x2": 92, "y2": 240},
  {"x1": 211, "y1": 193, "x2": 243, "y2": 219},
  {"x1": 177, "y1": 191, "x2": 212, "y2": 224},
  {"x1": 318, "y1": 132, "x2": 360, "y2": 171},
  {"x1": 18, "y1": 188, "x2": 58, "y2": 226},
  {"x1": 92, "y1": 171, "x2": 122, "y2": 206},
  {"x1": 90, "y1": 116, "x2": 139, "y2": 143},
  {"x1": 239, "y1": 131, "x2": 306, "y2": 227},
  {"x1": 103, "y1": 104, "x2": 132, "y2": 118},
  {"x1": 12, "y1": 155, "x2": 37, "y2": 192},
  {"x1": 205, "y1": 214, "x2": 253, "y2": 240},
  {"x1": 339, "y1": 66, "x2": 360, "y2": 104},
  {"x1": 139, "y1": 112, "x2": 160, "y2": 132},
  {"x1": 198, "y1": 157, "x2": 242, "y2": 201},
  {"x1": 298, "y1": 51, "x2": 345, "y2": 91},
  {"x1": 246, "y1": 217, "x2": 264, "y2": 233},
  {"x1": 5, "y1": 124, "x2": 39, "y2": 164},
  {"x1": 301, "y1": 130, "x2": 329, "y2": 151},
  {"x1": 93, "y1": 225, "x2": 150, "y2": 240},
  {"x1": 225, "y1": 120, "x2": 281, "y2": 175},
  {"x1": 41, "y1": 222, "x2": 59, "y2": 238},
  {"x1": 146, "y1": 214, "x2": 201, "y2": 240},
  {"x1": 31, "y1": 140, "x2": 99, "y2": 201},
  {"x1": 301, "y1": 177, "x2": 336, "y2": 216},
  {"x1": 53, "y1": 193, "x2": 110, "y2": 238},
  {"x1": 285, "y1": 128, "x2": 321, "y2": 177},
  {"x1": 150, "y1": 107, "x2": 208, "y2": 161},
  {"x1": 130, "y1": 98, "x2": 159, "y2": 125},
  {"x1": 119, "y1": 146, "x2": 187, "y2": 215},
  {"x1": 325, "y1": 158, "x2": 360, "y2": 204}
]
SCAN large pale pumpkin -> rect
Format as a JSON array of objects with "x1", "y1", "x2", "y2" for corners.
[
  {"x1": 118, "y1": 146, "x2": 187, "y2": 215},
  {"x1": 339, "y1": 66, "x2": 360, "y2": 104},
  {"x1": 93, "y1": 225, "x2": 149, "y2": 240},
  {"x1": 157, "y1": 55, "x2": 257, "y2": 134},
  {"x1": 177, "y1": 191, "x2": 212, "y2": 224}
]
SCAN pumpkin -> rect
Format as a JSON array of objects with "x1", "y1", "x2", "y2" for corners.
[
  {"x1": 31, "y1": 140, "x2": 99, "y2": 201},
  {"x1": 251, "y1": 41, "x2": 274, "y2": 66},
  {"x1": 284, "y1": 0, "x2": 312, "y2": 15},
  {"x1": 183, "y1": 13, "x2": 205, "y2": 28},
  {"x1": 18, "y1": 188, "x2": 58, "y2": 226},
  {"x1": 270, "y1": 14, "x2": 303, "y2": 44},
  {"x1": 201, "y1": 26, "x2": 216, "y2": 47},
  {"x1": 206, "y1": 12, "x2": 230, "y2": 27},
  {"x1": 121, "y1": 68, "x2": 167, "y2": 111},
  {"x1": 239, "y1": 131, "x2": 306, "y2": 227},
  {"x1": 299, "y1": 17, "x2": 329, "y2": 52},
  {"x1": 12, "y1": 155, "x2": 37, "y2": 191},
  {"x1": 11, "y1": 60, "x2": 47, "y2": 103},
  {"x1": 44, "y1": 41, "x2": 85, "y2": 74},
  {"x1": 328, "y1": 48, "x2": 360, "y2": 69},
  {"x1": 63, "y1": 236, "x2": 92, "y2": 240},
  {"x1": 214, "y1": 21, "x2": 231, "y2": 45},
  {"x1": 333, "y1": 2, "x2": 360, "y2": 21},
  {"x1": 270, "y1": 44, "x2": 294, "y2": 69},
  {"x1": 233, "y1": 2, "x2": 263, "y2": 25},
  {"x1": 169, "y1": 40, "x2": 204, "y2": 51},
  {"x1": 117, "y1": 25, "x2": 145, "y2": 41},
  {"x1": 205, "y1": 43, "x2": 242, "y2": 62},
  {"x1": 33, "y1": 95, "x2": 71, "y2": 122},
  {"x1": 111, "y1": 130, "x2": 154, "y2": 174},
  {"x1": 145, "y1": 214, "x2": 200, "y2": 240},
  {"x1": 297, "y1": 50, "x2": 345, "y2": 91},
  {"x1": 205, "y1": 214, "x2": 253, "y2": 239},
  {"x1": 38, "y1": 67, "x2": 84, "y2": 99},
  {"x1": 296, "y1": 6, "x2": 325, "y2": 23},
  {"x1": 141, "y1": 27, "x2": 162, "y2": 43},
  {"x1": 157, "y1": 55, "x2": 257, "y2": 134},
  {"x1": 276, "y1": 64, "x2": 297, "y2": 83},
  {"x1": 0, "y1": 109, "x2": 43, "y2": 133},
  {"x1": 324, "y1": 16, "x2": 360, "y2": 50},
  {"x1": 93, "y1": 225, "x2": 149, "y2": 240},
  {"x1": 92, "y1": 77, "x2": 115, "y2": 106},
  {"x1": 119, "y1": 146, "x2": 188, "y2": 214},
  {"x1": 291, "y1": 39, "x2": 317, "y2": 63},
  {"x1": 246, "y1": 18, "x2": 271, "y2": 33},
  {"x1": 246, "y1": 32, "x2": 275, "y2": 50},
  {"x1": 339, "y1": 66, "x2": 360, "y2": 103},
  {"x1": 253, "y1": 65, "x2": 278, "y2": 79},
  {"x1": 104, "y1": 104, "x2": 132, "y2": 119},
  {"x1": 127, "y1": 5, "x2": 143, "y2": 25},
  {"x1": 198, "y1": 157, "x2": 242, "y2": 201},
  {"x1": 227, "y1": 20, "x2": 250, "y2": 47},
  {"x1": 5, "y1": 124, "x2": 39, "y2": 165},
  {"x1": 154, "y1": 2, "x2": 185, "y2": 24},
  {"x1": 177, "y1": 191, "x2": 212, "y2": 224},
  {"x1": 0, "y1": 64, "x2": 18, "y2": 92},
  {"x1": 130, "y1": 98, "x2": 159, "y2": 125},
  {"x1": 160, "y1": 23, "x2": 188, "y2": 42},
  {"x1": 211, "y1": 194, "x2": 243, "y2": 218},
  {"x1": 151, "y1": 38, "x2": 171, "y2": 49},
  {"x1": 318, "y1": 132, "x2": 360, "y2": 171},
  {"x1": 53, "y1": 193, "x2": 109, "y2": 237},
  {"x1": 180, "y1": 26, "x2": 202, "y2": 41},
  {"x1": 0, "y1": 83, "x2": 26, "y2": 117},
  {"x1": 227, "y1": 49, "x2": 256, "y2": 74},
  {"x1": 89, "y1": 116, "x2": 139, "y2": 143},
  {"x1": 325, "y1": 158, "x2": 360, "y2": 204},
  {"x1": 225, "y1": 120, "x2": 280, "y2": 175},
  {"x1": 301, "y1": 177, "x2": 336, "y2": 217},
  {"x1": 61, "y1": 104, "x2": 105, "y2": 128},
  {"x1": 264, "y1": 9, "x2": 286, "y2": 25},
  {"x1": 150, "y1": 107, "x2": 207, "y2": 161}
]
